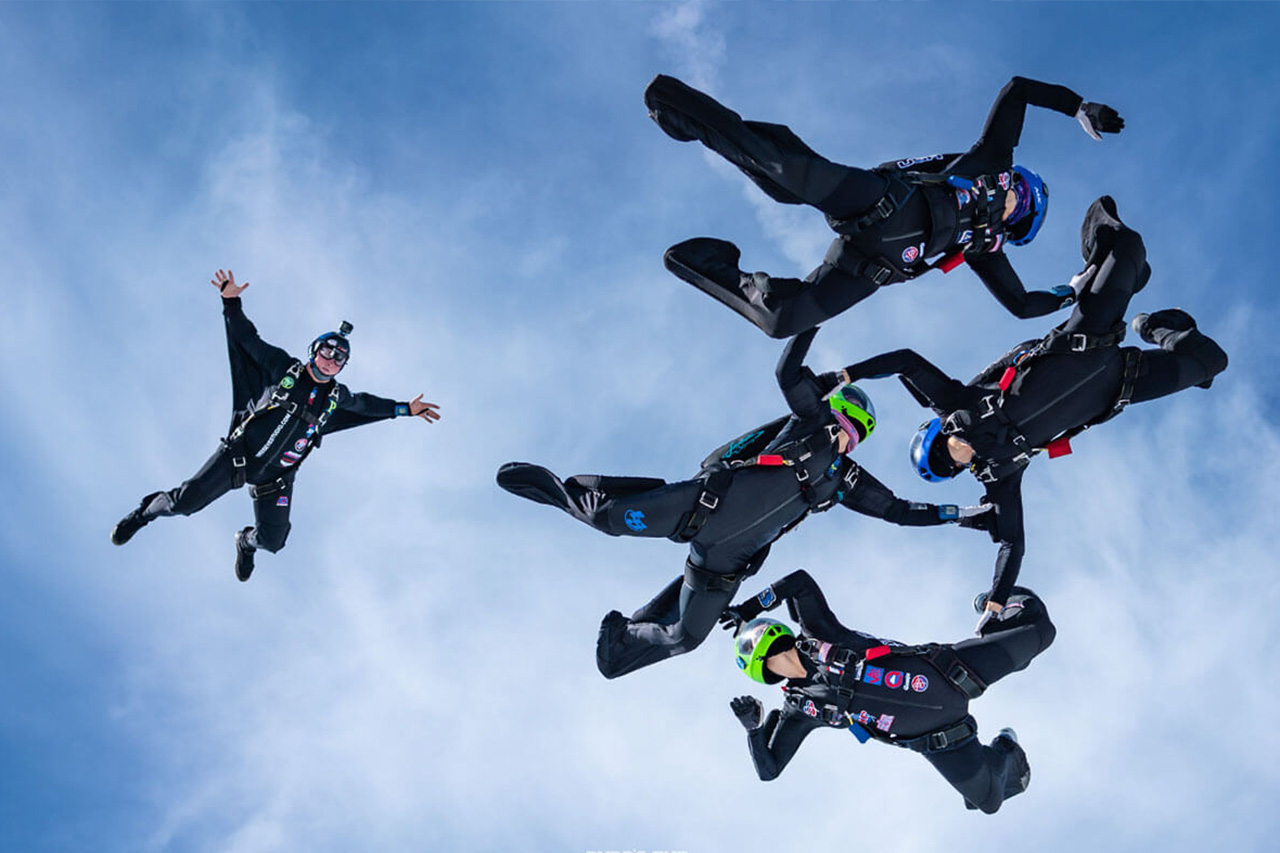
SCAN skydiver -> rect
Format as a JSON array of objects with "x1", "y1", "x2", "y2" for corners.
[
  {"x1": 839, "y1": 197, "x2": 1227, "y2": 628},
  {"x1": 645, "y1": 73, "x2": 1124, "y2": 338},
  {"x1": 497, "y1": 326, "x2": 993, "y2": 679},
  {"x1": 724, "y1": 569, "x2": 1055, "y2": 814},
  {"x1": 110, "y1": 269, "x2": 442, "y2": 581}
]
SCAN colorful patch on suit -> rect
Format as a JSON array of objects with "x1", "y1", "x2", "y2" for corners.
[
  {"x1": 281, "y1": 376, "x2": 295, "y2": 390},
  {"x1": 902, "y1": 245, "x2": 921, "y2": 264},
  {"x1": 876, "y1": 714, "x2": 895, "y2": 732},
  {"x1": 997, "y1": 171, "x2": 1011, "y2": 190},
  {"x1": 803, "y1": 700, "x2": 819, "y2": 718},
  {"x1": 276, "y1": 496, "x2": 289, "y2": 507},
  {"x1": 857, "y1": 710, "x2": 872, "y2": 724},
  {"x1": 623, "y1": 509, "x2": 647, "y2": 532},
  {"x1": 862, "y1": 665, "x2": 883, "y2": 686},
  {"x1": 884, "y1": 670, "x2": 905, "y2": 690},
  {"x1": 955, "y1": 188, "x2": 971, "y2": 207},
  {"x1": 958, "y1": 229, "x2": 973, "y2": 245},
  {"x1": 327, "y1": 399, "x2": 338, "y2": 413},
  {"x1": 757, "y1": 587, "x2": 777, "y2": 608},
  {"x1": 911, "y1": 674, "x2": 930, "y2": 693},
  {"x1": 294, "y1": 439, "x2": 308, "y2": 452}
]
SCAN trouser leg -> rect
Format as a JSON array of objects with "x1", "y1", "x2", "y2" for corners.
[
  {"x1": 1064, "y1": 197, "x2": 1149, "y2": 336},
  {"x1": 496, "y1": 463, "x2": 694, "y2": 538},
  {"x1": 595, "y1": 566, "x2": 742, "y2": 679},
  {"x1": 922, "y1": 724, "x2": 1030, "y2": 814},
  {"x1": 950, "y1": 587, "x2": 1056, "y2": 686},
  {"x1": 147, "y1": 446, "x2": 239, "y2": 518},
  {"x1": 1131, "y1": 312, "x2": 1229, "y2": 399},
  {"x1": 643, "y1": 74, "x2": 884, "y2": 209},
  {"x1": 247, "y1": 476, "x2": 294, "y2": 553}
]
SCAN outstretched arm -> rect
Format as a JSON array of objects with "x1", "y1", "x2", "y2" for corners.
[
  {"x1": 776, "y1": 327, "x2": 842, "y2": 419},
  {"x1": 325, "y1": 392, "x2": 440, "y2": 433},
  {"x1": 838, "y1": 463, "x2": 994, "y2": 531},
  {"x1": 967, "y1": 252, "x2": 1075, "y2": 320},
  {"x1": 841, "y1": 349, "x2": 968, "y2": 413},
  {"x1": 216, "y1": 270, "x2": 294, "y2": 378},
  {"x1": 723, "y1": 569, "x2": 869, "y2": 647},
  {"x1": 961, "y1": 76, "x2": 1116, "y2": 170},
  {"x1": 982, "y1": 471, "x2": 1027, "y2": 611}
]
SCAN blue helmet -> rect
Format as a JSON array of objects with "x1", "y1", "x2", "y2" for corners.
[
  {"x1": 1006, "y1": 166, "x2": 1048, "y2": 246},
  {"x1": 909, "y1": 418, "x2": 962, "y2": 483},
  {"x1": 308, "y1": 321, "x2": 352, "y2": 377}
]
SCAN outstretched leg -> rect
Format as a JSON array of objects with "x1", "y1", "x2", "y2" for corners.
[
  {"x1": 922, "y1": 725, "x2": 1031, "y2": 814},
  {"x1": 496, "y1": 462, "x2": 697, "y2": 538},
  {"x1": 665, "y1": 237, "x2": 879, "y2": 339},
  {"x1": 1131, "y1": 309, "x2": 1229, "y2": 397},
  {"x1": 111, "y1": 446, "x2": 238, "y2": 544},
  {"x1": 643, "y1": 74, "x2": 886, "y2": 212}
]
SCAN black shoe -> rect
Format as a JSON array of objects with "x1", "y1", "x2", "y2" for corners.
[
  {"x1": 994, "y1": 728, "x2": 1032, "y2": 796},
  {"x1": 664, "y1": 238, "x2": 745, "y2": 293},
  {"x1": 595, "y1": 610, "x2": 631, "y2": 679},
  {"x1": 1080, "y1": 195, "x2": 1124, "y2": 264},
  {"x1": 1132, "y1": 308, "x2": 1196, "y2": 345},
  {"x1": 497, "y1": 463, "x2": 574, "y2": 510},
  {"x1": 111, "y1": 492, "x2": 162, "y2": 545},
  {"x1": 234, "y1": 527, "x2": 257, "y2": 582}
]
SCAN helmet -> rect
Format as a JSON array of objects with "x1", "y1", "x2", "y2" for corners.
[
  {"x1": 733, "y1": 617, "x2": 796, "y2": 684},
  {"x1": 308, "y1": 321, "x2": 352, "y2": 377},
  {"x1": 909, "y1": 418, "x2": 962, "y2": 483},
  {"x1": 828, "y1": 384, "x2": 876, "y2": 445},
  {"x1": 1005, "y1": 166, "x2": 1048, "y2": 246}
]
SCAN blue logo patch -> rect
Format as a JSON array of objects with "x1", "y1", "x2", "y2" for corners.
[
  {"x1": 736, "y1": 657, "x2": 746, "y2": 670},
  {"x1": 758, "y1": 587, "x2": 777, "y2": 608},
  {"x1": 722, "y1": 429, "x2": 766, "y2": 460},
  {"x1": 624, "y1": 509, "x2": 647, "y2": 532},
  {"x1": 863, "y1": 665, "x2": 884, "y2": 686}
]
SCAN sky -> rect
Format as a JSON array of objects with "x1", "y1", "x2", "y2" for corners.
[{"x1": 2, "y1": 2, "x2": 1278, "y2": 852}]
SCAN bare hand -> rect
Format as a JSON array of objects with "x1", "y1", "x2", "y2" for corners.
[
  {"x1": 408, "y1": 394, "x2": 442, "y2": 423},
  {"x1": 212, "y1": 269, "x2": 249, "y2": 299}
]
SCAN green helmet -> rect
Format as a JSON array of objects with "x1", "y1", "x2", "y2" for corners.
[
  {"x1": 828, "y1": 383, "x2": 876, "y2": 443},
  {"x1": 733, "y1": 618, "x2": 796, "y2": 684}
]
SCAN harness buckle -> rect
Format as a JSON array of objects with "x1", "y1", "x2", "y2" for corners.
[
  {"x1": 975, "y1": 465, "x2": 997, "y2": 484},
  {"x1": 940, "y1": 413, "x2": 964, "y2": 435},
  {"x1": 232, "y1": 456, "x2": 246, "y2": 469},
  {"x1": 979, "y1": 395, "x2": 998, "y2": 419},
  {"x1": 869, "y1": 264, "x2": 893, "y2": 286},
  {"x1": 794, "y1": 467, "x2": 810, "y2": 482},
  {"x1": 1070, "y1": 333, "x2": 1090, "y2": 353},
  {"x1": 698, "y1": 492, "x2": 720, "y2": 510}
]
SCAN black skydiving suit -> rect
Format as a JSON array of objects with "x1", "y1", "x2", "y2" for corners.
[
  {"x1": 125, "y1": 296, "x2": 409, "y2": 555},
  {"x1": 497, "y1": 328, "x2": 989, "y2": 679},
  {"x1": 728, "y1": 570, "x2": 1055, "y2": 814},
  {"x1": 646, "y1": 74, "x2": 1098, "y2": 338},
  {"x1": 841, "y1": 197, "x2": 1229, "y2": 608}
]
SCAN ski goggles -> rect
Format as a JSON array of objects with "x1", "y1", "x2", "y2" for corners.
[{"x1": 315, "y1": 343, "x2": 349, "y2": 364}]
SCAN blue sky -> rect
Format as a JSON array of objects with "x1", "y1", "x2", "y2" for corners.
[{"x1": 2, "y1": 3, "x2": 1278, "y2": 852}]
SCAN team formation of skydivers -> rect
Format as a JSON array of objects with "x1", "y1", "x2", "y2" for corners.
[{"x1": 113, "y1": 75, "x2": 1227, "y2": 814}]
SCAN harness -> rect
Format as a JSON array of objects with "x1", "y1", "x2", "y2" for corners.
[
  {"x1": 950, "y1": 323, "x2": 1142, "y2": 483},
  {"x1": 223, "y1": 360, "x2": 341, "y2": 487},
  {"x1": 673, "y1": 424, "x2": 849, "y2": 543},
  {"x1": 783, "y1": 639, "x2": 987, "y2": 753}
]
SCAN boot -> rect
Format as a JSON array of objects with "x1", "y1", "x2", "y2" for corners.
[
  {"x1": 234, "y1": 527, "x2": 257, "y2": 582},
  {"x1": 1080, "y1": 195, "x2": 1151, "y2": 291},
  {"x1": 993, "y1": 728, "x2": 1032, "y2": 797},
  {"x1": 110, "y1": 492, "x2": 163, "y2": 545}
]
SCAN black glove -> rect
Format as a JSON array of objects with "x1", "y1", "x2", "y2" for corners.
[
  {"x1": 1075, "y1": 102, "x2": 1124, "y2": 140},
  {"x1": 956, "y1": 503, "x2": 997, "y2": 533},
  {"x1": 719, "y1": 604, "x2": 752, "y2": 631},
  {"x1": 730, "y1": 696, "x2": 763, "y2": 730}
]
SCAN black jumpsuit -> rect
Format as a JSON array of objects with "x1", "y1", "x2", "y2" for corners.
[
  {"x1": 842, "y1": 197, "x2": 1229, "y2": 606},
  {"x1": 734, "y1": 570, "x2": 1055, "y2": 814},
  {"x1": 497, "y1": 328, "x2": 979, "y2": 679},
  {"x1": 132, "y1": 297, "x2": 406, "y2": 553},
  {"x1": 646, "y1": 74, "x2": 1090, "y2": 337}
]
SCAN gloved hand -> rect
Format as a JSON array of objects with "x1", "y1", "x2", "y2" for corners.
[
  {"x1": 719, "y1": 605, "x2": 747, "y2": 632},
  {"x1": 1075, "y1": 102, "x2": 1124, "y2": 140},
  {"x1": 1048, "y1": 284, "x2": 1076, "y2": 308},
  {"x1": 974, "y1": 601, "x2": 1003, "y2": 635},
  {"x1": 730, "y1": 696, "x2": 764, "y2": 730},
  {"x1": 1067, "y1": 263, "x2": 1098, "y2": 296},
  {"x1": 956, "y1": 503, "x2": 997, "y2": 533}
]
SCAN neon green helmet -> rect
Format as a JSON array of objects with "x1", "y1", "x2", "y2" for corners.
[
  {"x1": 734, "y1": 618, "x2": 796, "y2": 684},
  {"x1": 828, "y1": 384, "x2": 876, "y2": 444}
]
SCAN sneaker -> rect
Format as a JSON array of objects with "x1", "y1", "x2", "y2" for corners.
[
  {"x1": 1132, "y1": 308, "x2": 1196, "y2": 345},
  {"x1": 994, "y1": 729, "x2": 1032, "y2": 795},
  {"x1": 234, "y1": 527, "x2": 257, "y2": 582}
]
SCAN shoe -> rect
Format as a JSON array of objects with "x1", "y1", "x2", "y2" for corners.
[
  {"x1": 234, "y1": 527, "x2": 257, "y2": 582},
  {"x1": 994, "y1": 728, "x2": 1032, "y2": 795},
  {"x1": 1132, "y1": 308, "x2": 1196, "y2": 345},
  {"x1": 595, "y1": 610, "x2": 630, "y2": 679},
  {"x1": 972, "y1": 592, "x2": 990, "y2": 614},
  {"x1": 110, "y1": 492, "x2": 163, "y2": 545},
  {"x1": 996, "y1": 727, "x2": 1018, "y2": 745},
  {"x1": 1079, "y1": 195, "x2": 1124, "y2": 264}
]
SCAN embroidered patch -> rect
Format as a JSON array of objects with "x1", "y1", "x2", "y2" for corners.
[
  {"x1": 955, "y1": 188, "x2": 971, "y2": 207},
  {"x1": 758, "y1": 587, "x2": 777, "y2": 608},
  {"x1": 958, "y1": 229, "x2": 973, "y2": 244},
  {"x1": 857, "y1": 710, "x2": 872, "y2": 724},
  {"x1": 876, "y1": 714, "x2": 895, "y2": 732},
  {"x1": 997, "y1": 171, "x2": 1011, "y2": 190},
  {"x1": 276, "y1": 496, "x2": 289, "y2": 507},
  {"x1": 902, "y1": 245, "x2": 920, "y2": 264},
  {"x1": 281, "y1": 376, "x2": 295, "y2": 390},
  {"x1": 884, "y1": 670, "x2": 905, "y2": 690},
  {"x1": 294, "y1": 439, "x2": 308, "y2": 452},
  {"x1": 623, "y1": 509, "x2": 647, "y2": 532},
  {"x1": 911, "y1": 674, "x2": 929, "y2": 693},
  {"x1": 862, "y1": 665, "x2": 883, "y2": 686},
  {"x1": 803, "y1": 700, "x2": 819, "y2": 718}
]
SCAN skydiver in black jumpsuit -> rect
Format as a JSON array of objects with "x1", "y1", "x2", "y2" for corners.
[
  {"x1": 839, "y1": 197, "x2": 1228, "y2": 624},
  {"x1": 111, "y1": 270, "x2": 442, "y2": 580},
  {"x1": 645, "y1": 74, "x2": 1125, "y2": 338},
  {"x1": 497, "y1": 327, "x2": 994, "y2": 679},
  {"x1": 724, "y1": 570, "x2": 1055, "y2": 814}
]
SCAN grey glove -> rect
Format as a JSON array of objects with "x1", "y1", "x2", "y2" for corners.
[{"x1": 730, "y1": 696, "x2": 764, "y2": 730}]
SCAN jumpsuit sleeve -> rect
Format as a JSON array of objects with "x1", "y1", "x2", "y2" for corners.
[
  {"x1": 959, "y1": 76, "x2": 1085, "y2": 171},
  {"x1": 769, "y1": 569, "x2": 879, "y2": 648},
  {"x1": 966, "y1": 252, "x2": 1068, "y2": 320},
  {"x1": 842, "y1": 349, "x2": 969, "y2": 413},
  {"x1": 746, "y1": 706, "x2": 824, "y2": 781},
  {"x1": 223, "y1": 297, "x2": 295, "y2": 378},
  {"x1": 983, "y1": 470, "x2": 1027, "y2": 608},
  {"x1": 838, "y1": 464, "x2": 953, "y2": 527},
  {"x1": 323, "y1": 388, "x2": 404, "y2": 434},
  {"x1": 776, "y1": 327, "x2": 831, "y2": 420}
]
